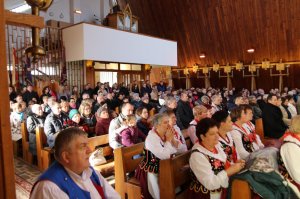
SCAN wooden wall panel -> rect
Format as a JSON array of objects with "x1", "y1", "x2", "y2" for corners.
[
  {"x1": 120, "y1": 0, "x2": 300, "y2": 90},
  {"x1": 0, "y1": 0, "x2": 16, "y2": 198}
]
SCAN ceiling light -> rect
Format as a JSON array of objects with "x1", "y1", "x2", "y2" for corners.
[
  {"x1": 247, "y1": 48, "x2": 255, "y2": 53},
  {"x1": 199, "y1": 53, "x2": 206, "y2": 58},
  {"x1": 11, "y1": 3, "x2": 31, "y2": 13},
  {"x1": 74, "y1": 9, "x2": 82, "y2": 14}
]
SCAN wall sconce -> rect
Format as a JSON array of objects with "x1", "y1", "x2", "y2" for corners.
[
  {"x1": 74, "y1": 9, "x2": 82, "y2": 14},
  {"x1": 249, "y1": 61, "x2": 256, "y2": 73},
  {"x1": 213, "y1": 63, "x2": 219, "y2": 72},
  {"x1": 262, "y1": 60, "x2": 271, "y2": 69},
  {"x1": 86, "y1": 60, "x2": 93, "y2": 67},
  {"x1": 224, "y1": 64, "x2": 231, "y2": 73},
  {"x1": 202, "y1": 67, "x2": 209, "y2": 74},
  {"x1": 276, "y1": 59, "x2": 285, "y2": 71},
  {"x1": 183, "y1": 68, "x2": 189, "y2": 75},
  {"x1": 192, "y1": 65, "x2": 198, "y2": 73},
  {"x1": 235, "y1": 61, "x2": 243, "y2": 71}
]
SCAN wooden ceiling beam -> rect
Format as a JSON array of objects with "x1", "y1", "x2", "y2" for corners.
[{"x1": 5, "y1": 10, "x2": 44, "y2": 28}]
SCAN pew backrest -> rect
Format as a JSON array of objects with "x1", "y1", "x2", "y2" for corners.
[
  {"x1": 159, "y1": 150, "x2": 191, "y2": 199},
  {"x1": 88, "y1": 134, "x2": 113, "y2": 157},
  {"x1": 114, "y1": 142, "x2": 144, "y2": 199},
  {"x1": 255, "y1": 118, "x2": 265, "y2": 144}
]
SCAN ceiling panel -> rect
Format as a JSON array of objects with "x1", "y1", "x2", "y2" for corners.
[{"x1": 119, "y1": 0, "x2": 300, "y2": 67}]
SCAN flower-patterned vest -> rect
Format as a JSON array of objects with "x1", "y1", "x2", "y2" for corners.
[
  {"x1": 189, "y1": 149, "x2": 226, "y2": 198},
  {"x1": 138, "y1": 148, "x2": 160, "y2": 174},
  {"x1": 219, "y1": 136, "x2": 238, "y2": 163},
  {"x1": 278, "y1": 141, "x2": 300, "y2": 191},
  {"x1": 233, "y1": 124, "x2": 255, "y2": 153}
]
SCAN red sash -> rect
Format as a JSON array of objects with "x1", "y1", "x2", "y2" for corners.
[{"x1": 92, "y1": 182, "x2": 106, "y2": 199}]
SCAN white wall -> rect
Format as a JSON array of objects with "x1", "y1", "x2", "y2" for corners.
[
  {"x1": 63, "y1": 23, "x2": 178, "y2": 66},
  {"x1": 39, "y1": 0, "x2": 110, "y2": 24}
]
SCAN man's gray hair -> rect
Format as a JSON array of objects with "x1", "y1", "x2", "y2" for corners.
[
  {"x1": 165, "y1": 96, "x2": 176, "y2": 106},
  {"x1": 54, "y1": 127, "x2": 87, "y2": 161}
]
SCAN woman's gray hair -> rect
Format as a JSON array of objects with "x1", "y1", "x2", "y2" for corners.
[
  {"x1": 151, "y1": 113, "x2": 168, "y2": 127},
  {"x1": 31, "y1": 104, "x2": 41, "y2": 114}
]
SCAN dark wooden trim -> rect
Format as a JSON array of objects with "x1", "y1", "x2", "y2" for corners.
[
  {"x1": 5, "y1": 10, "x2": 44, "y2": 29},
  {"x1": 0, "y1": 2, "x2": 16, "y2": 199}
]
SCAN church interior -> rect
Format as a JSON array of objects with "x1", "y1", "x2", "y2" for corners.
[{"x1": 1, "y1": 0, "x2": 300, "y2": 199}]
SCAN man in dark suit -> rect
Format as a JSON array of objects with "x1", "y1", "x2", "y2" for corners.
[
  {"x1": 262, "y1": 94, "x2": 288, "y2": 139},
  {"x1": 176, "y1": 92, "x2": 194, "y2": 130}
]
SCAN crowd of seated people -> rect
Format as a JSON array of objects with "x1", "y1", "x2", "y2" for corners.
[{"x1": 8, "y1": 81, "x2": 300, "y2": 198}]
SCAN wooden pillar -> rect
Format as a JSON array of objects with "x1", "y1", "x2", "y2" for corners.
[
  {"x1": 204, "y1": 75, "x2": 211, "y2": 89},
  {"x1": 279, "y1": 71, "x2": 283, "y2": 93},
  {"x1": 251, "y1": 76, "x2": 256, "y2": 92},
  {"x1": 227, "y1": 73, "x2": 232, "y2": 90},
  {"x1": 186, "y1": 75, "x2": 191, "y2": 89},
  {"x1": 0, "y1": 2, "x2": 17, "y2": 199}
]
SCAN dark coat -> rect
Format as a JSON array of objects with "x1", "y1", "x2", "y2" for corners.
[
  {"x1": 95, "y1": 118, "x2": 111, "y2": 136},
  {"x1": 26, "y1": 114, "x2": 45, "y2": 155},
  {"x1": 176, "y1": 100, "x2": 194, "y2": 130},
  {"x1": 23, "y1": 90, "x2": 39, "y2": 105},
  {"x1": 262, "y1": 103, "x2": 288, "y2": 139},
  {"x1": 137, "y1": 118, "x2": 151, "y2": 136},
  {"x1": 44, "y1": 112, "x2": 64, "y2": 148}
]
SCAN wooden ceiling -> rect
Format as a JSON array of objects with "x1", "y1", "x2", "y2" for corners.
[{"x1": 119, "y1": 0, "x2": 300, "y2": 68}]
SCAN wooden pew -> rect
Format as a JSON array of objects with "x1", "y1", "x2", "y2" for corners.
[
  {"x1": 20, "y1": 122, "x2": 33, "y2": 164},
  {"x1": 255, "y1": 118, "x2": 265, "y2": 144},
  {"x1": 88, "y1": 134, "x2": 114, "y2": 177},
  {"x1": 36, "y1": 127, "x2": 52, "y2": 171},
  {"x1": 114, "y1": 143, "x2": 144, "y2": 199},
  {"x1": 231, "y1": 179, "x2": 252, "y2": 199},
  {"x1": 159, "y1": 151, "x2": 191, "y2": 199}
]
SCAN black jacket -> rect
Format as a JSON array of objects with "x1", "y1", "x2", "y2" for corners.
[
  {"x1": 176, "y1": 100, "x2": 194, "y2": 130},
  {"x1": 262, "y1": 103, "x2": 288, "y2": 139}
]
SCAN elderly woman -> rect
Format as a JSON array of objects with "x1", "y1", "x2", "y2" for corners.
[
  {"x1": 279, "y1": 115, "x2": 300, "y2": 197},
  {"x1": 186, "y1": 105, "x2": 212, "y2": 144},
  {"x1": 188, "y1": 118, "x2": 245, "y2": 199},
  {"x1": 135, "y1": 113, "x2": 181, "y2": 199},
  {"x1": 26, "y1": 104, "x2": 45, "y2": 156},
  {"x1": 165, "y1": 109, "x2": 188, "y2": 153}
]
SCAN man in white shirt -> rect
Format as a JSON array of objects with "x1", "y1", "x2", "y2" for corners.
[{"x1": 30, "y1": 127, "x2": 120, "y2": 199}]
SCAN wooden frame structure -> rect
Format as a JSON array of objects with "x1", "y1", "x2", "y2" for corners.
[{"x1": 0, "y1": 2, "x2": 45, "y2": 197}]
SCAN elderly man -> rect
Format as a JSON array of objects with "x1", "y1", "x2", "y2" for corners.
[
  {"x1": 26, "y1": 104, "x2": 45, "y2": 156},
  {"x1": 211, "y1": 94, "x2": 223, "y2": 114},
  {"x1": 44, "y1": 102, "x2": 64, "y2": 148},
  {"x1": 30, "y1": 127, "x2": 120, "y2": 199},
  {"x1": 176, "y1": 92, "x2": 193, "y2": 130},
  {"x1": 108, "y1": 102, "x2": 134, "y2": 149},
  {"x1": 158, "y1": 96, "x2": 177, "y2": 114}
]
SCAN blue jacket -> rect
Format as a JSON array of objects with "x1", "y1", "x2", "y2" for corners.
[{"x1": 34, "y1": 161, "x2": 102, "y2": 199}]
